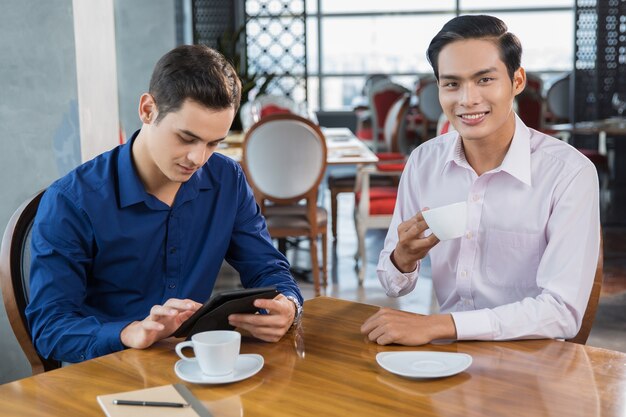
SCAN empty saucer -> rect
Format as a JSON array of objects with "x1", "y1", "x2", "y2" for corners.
[
  {"x1": 376, "y1": 351, "x2": 472, "y2": 378},
  {"x1": 175, "y1": 354, "x2": 264, "y2": 384}
]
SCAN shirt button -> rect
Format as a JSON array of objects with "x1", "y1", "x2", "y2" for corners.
[
  {"x1": 168, "y1": 283, "x2": 176, "y2": 289},
  {"x1": 460, "y1": 270, "x2": 467, "y2": 277},
  {"x1": 465, "y1": 231, "x2": 472, "y2": 239},
  {"x1": 169, "y1": 247, "x2": 176, "y2": 254},
  {"x1": 472, "y1": 194, "x2": 480, "y2": 202}
]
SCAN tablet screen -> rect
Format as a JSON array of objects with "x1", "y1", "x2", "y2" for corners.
[{"x1": 172, "y1": 286, "x2": 278, "y2": 338}]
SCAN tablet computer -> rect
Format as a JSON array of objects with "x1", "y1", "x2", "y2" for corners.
[{"x1": 172, "y1": 286, "x2": 279, "y2": 339}]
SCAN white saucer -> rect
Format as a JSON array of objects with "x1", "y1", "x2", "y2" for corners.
[
  {"x1": 175, "y1": 354, "x2": 264, "y2": 384},
  {"x1": 376, "y1": 351, "x2": 472, "y2": 379}
]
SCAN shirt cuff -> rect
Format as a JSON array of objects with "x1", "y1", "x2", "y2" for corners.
[
  {"x1": 96, "y1": 321, "x2": 130, "y2": 356},
  {"x1": 380, "y1": 255, "x2": 419, "y2": 297},
  {"x1": 450, "y1": 309, "x2": 496, "y2": 340}
]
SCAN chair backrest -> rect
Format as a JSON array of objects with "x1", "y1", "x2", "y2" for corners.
[
  {"x1": 362, "y1": 73, "x2": 390, "y2": 96},
  {"x1": 516, "y1": 72, "x2": 544, "y2": 130},
  {"x1": 249, "y1": 94, "x2": 302, "y2": 126},
  {"x1": 242, "y1": 113, "x2": 327, "y2": 204},
  {"x1": 0, "y1": 190, "x2": 61, "y2": 374},
  {"x1": 368, "y1": 81, "x2": 409, "y2": 150},
  {"x1": 383, "y1": 93, "x2": 411, "y2": 154},
  {"x1": 566, "y1": 231, "x2": 604, "y2": 345},
  {"x1": 546, "y1": 73, "x2": 571, "y2": 122},
  {"x1": 417, "y1": 77, "x2": 443, "y2": 123}
]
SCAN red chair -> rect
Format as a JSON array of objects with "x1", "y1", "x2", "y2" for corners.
[
  {"x1": 351, "y1": 95, "x2": 412, "y2": 283},
  {"x1": 362, "y1": 81, "x2": 409, "y2": 152}
]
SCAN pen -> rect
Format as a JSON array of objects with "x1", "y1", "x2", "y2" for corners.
[{"x1": 112, "y1": 399, "x2": 189, "y2": 408}]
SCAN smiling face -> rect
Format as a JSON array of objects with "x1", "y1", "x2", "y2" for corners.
[
  {"x1": 437, "y1": 38, "x2": 525, "y2": 146},
  {"x1": 134, "y1": 95, "x2": 235, "y2": 192}
]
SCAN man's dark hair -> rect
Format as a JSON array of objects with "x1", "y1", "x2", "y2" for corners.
[
  {"x1": 427, "y1": 15, "x2": 522, "y2": 81},
  {"x1": 149, "y1": 44, "x2": 242, "y2": 123}
]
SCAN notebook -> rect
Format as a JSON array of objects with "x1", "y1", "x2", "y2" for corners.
[{"x1": 97, "y1": 384, "x2": 212, "y2": 417}]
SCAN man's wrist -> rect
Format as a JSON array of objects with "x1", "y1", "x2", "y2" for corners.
[
  {"x1": 284, "y1": 295, "x2": 303, "y2": 326},
  {"x1": 427, "y1": 314, "x2": 458, "y2": 341},
  {"x1": 391, "y1": 249, "x2": 418, "y2": 273}
]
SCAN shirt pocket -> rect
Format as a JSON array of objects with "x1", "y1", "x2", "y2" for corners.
[{"x1": 485, "y1": 229, "x2": 544, "y2": 288}]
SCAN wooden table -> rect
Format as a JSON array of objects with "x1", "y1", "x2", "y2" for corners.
[
  {"x1": 217, "y1": 127, "x2": 379, "y2": 165},
  {"x1": 1, "y1": 297, "x2": 624, "y2": 416}
]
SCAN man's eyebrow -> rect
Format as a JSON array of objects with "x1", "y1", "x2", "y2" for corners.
[
  {"x1": 439, "y1": 67, "x2": 498, "y2": 80},
  {"x1": 179, "y1": 129, "x2": 203, "y2": 140},
  {"x1": 179, "y1": 129, "x2": 225, "y2": 144}
]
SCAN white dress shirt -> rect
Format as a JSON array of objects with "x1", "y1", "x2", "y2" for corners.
[{"x1": 378, "y1": 114, "x2": 600, "y2": 341}]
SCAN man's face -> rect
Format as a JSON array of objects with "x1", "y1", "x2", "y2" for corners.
[
  {"x1": 143, "y1": 99, "x2": 234, "y2": 184},
  {"x1": 437, "y1": 38, "x2": 525, "y2": 144}
]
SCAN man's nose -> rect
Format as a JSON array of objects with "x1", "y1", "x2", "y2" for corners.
[
  {"x1": 459, "y1": 83, "x2": 480, "y2": 106},
  {"x1": 187, "y1": 143, "x2": 207, "y2": 166}
]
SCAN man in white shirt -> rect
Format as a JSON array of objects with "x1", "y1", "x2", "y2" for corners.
[{"x1": 361, "y1": 15, "x2": 600, "y2": 345}]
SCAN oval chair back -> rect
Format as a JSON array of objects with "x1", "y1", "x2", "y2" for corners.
[
  {"x1": 546, "y1": 74, "x2": 571, "y2": 122},
  {"x1": 0, "y1": 189, "x2": 61, "y2": 374},
  {"x1": 368, "y1": 81, "x2": 410, "y2": 152},
  {"x1": 417, "y1": 78, "x2": 443, "y2": 124},
  {"x1": 243, "y1": 114, "x2": 327, "y2": 202},
  {"x1": 383, "y1": 93, "x2": 411, "y2": 155}
]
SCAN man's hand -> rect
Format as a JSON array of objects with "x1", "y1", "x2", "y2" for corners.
[
  {"x1": 360, "y1": 308, "x2": 457, "y2": 346},
  {"x1": 120, "y1": 298, "x2": 202, "y2": 349},
  {"x1": 228, "y1": 294, "x2": 296, "y2": 342},
  {"x1": 392, "y1": 210, "x2": 439, "y2": 272}
]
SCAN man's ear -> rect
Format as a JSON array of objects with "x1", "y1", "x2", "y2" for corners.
[
  {"x1": 513, "y1": 67, "x2": 526, "y2": 97},
  {"x1": 138, "y1": 93, "x2": 158, "y2": 124}
]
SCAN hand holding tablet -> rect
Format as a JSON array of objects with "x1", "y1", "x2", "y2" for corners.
[{"x1": 172, "y1": 286, "x2": 279, "y2": 339}]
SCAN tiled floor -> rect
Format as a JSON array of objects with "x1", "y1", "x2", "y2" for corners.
[{"x1": 218, "y1": 185, "x2": 626, "y2": 353}]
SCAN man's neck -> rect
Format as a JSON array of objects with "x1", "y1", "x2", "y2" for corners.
[
  {"x1": 462, "y1": 114, "x2": 516, "y2": 176},
  {"x1": 132, "y1": 129, "x2": 181, "y2": 207}
]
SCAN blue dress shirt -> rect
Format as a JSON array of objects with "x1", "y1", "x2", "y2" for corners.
[{"x1": 26, "y1": 132, "x2": 302, "y2": 363}]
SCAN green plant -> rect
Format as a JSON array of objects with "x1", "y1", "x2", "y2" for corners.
[{"x1": 217, "y1": 25, "x2": 275, "y2": 130}]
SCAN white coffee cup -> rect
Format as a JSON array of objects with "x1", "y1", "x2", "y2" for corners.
[
  {"x1": 421, "y1": 201, "x2": 468, "y2": 241},
  {"x1": 175, "y1": 330, "x2": 241, "y2": 376}
]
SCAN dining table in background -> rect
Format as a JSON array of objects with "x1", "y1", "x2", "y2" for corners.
[
  {"x1": 0, "y1": 297, "x2": 624, "y2": 417},
  {"x1": 216, "y1": 127, "x2": 379, "y2": 166},
  {"x1": 547, "y1": 117, "x2": 626, "y2": 175}
]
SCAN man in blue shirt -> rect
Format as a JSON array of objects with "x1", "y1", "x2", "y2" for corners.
[{"x1": 26, "y1": 45, "x2": 303, "y2": 363}]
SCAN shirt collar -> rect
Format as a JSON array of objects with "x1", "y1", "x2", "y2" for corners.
[
  {"x1": 441, "y1": 114, "x2": 532, "y2": 186},
  {"x1": 117, "y1": 130, "x2": 147, "y2": 208},
  {"x1": 498, "y1": 114, "x2": 532, "y2": 186},
  {"x1": 117, "y1": 130, "x2": 214, "y2": 209}
]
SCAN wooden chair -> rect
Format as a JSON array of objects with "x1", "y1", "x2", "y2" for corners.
[
  {"x1": 242, "y1": 114, "x2": 328, "y2": 296},
  {"x1": 566, "y1": 232, "x2": 604, "y2": 345},
  {"x1": 0, "y1": 190, "x2": 61, "y2": 374},
  {"x1": 353, "y1": 164, "x2": 402, "y2": 284},
  {"x1": 351, "y1": 95, "x2": 411, "y2": 283}
]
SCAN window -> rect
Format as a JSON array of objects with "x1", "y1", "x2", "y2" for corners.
[{"x1": 307, "y1": 1, "x2": 574, "y2": 110}]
